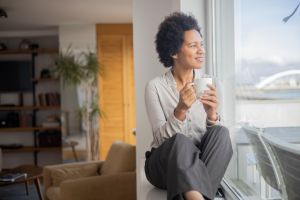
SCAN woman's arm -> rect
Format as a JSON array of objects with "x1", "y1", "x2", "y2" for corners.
[{"x1": 145, "y1": 81, "x2": 187, "y2": 146}]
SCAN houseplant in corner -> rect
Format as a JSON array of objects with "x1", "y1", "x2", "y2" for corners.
[{"x1": 55, "y1": 47, "x2": 103, "y2": 161}]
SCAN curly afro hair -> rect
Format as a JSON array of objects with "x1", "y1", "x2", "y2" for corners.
[{"x1": 155, "y1": 12, "x2": 201, "y2": 68}]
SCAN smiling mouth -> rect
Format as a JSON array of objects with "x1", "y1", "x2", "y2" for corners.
[{"x1": 196, "y1": 57, "x2": 204, "y2": 62}]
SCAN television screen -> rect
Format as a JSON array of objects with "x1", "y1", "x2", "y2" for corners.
[{"x1": 0, "y1": 61, "x2": 33, "y2": 92}]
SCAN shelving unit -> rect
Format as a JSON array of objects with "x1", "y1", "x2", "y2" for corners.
[
  {"x1": 33, "y1": 77, "x2": 59, "y2": 83},
  {"x1": 0, "y1": 127, "x2": 61, "y2": 132},
  {"x1": 0, "y1": 105, "x2": 60, "y2": 111},
  {"x1": 0, "y1": 46, "x2": 62, "y2": 166},
  {"x1": 0, "y1": 48, "x2": 58, "y2": 55},
  {"x1": 2, "y1": 146, "x2": 61, "y2": 153}
]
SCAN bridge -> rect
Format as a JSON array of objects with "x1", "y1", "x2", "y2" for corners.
[{"x1": 255, "y1": 70, "x2": 300, "y2": 89}]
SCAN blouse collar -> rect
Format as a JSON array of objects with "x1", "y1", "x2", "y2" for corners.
[{"x1": 165, "y1": 68, "x2": 197, "y2": 97}]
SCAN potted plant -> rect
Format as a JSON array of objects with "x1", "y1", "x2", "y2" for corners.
[{"x1": 55, "y1": 47, "x2": 103, "y2": 161}]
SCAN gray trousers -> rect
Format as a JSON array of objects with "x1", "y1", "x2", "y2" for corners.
[{"x1": 144, "y1": 125, "x2": 233, "y2": 200}]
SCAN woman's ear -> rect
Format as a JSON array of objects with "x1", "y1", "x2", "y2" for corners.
[{"x1": 171, "y1": 53, "x2": 178, "y2": 59}]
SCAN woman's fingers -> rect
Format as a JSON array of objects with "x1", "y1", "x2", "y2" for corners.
[
  {"x1": 200, "y1": 84, "x2": 218, "y2": 111},
  {"x1": 203, "y1": 88, "x2": 216, "y2": 96},
  {"x1": 207, "y1": 84, "x2": 216, "y2": 91},
  {"x1": 201, "y1": 98, "x2": 217, "y2": 108},
  {"x1": 201, "y1": 94, "x2": 218, "y2": 103},
  {"x1": 180, "y1": 83, "x2": 195, "y2": 98},
  {"x1": 179, "y1": 82, "x2": 196, "y2": 108},
  {"x1": 181, "y1": 82, "x2": 195, "y2": 94},
  {"x1": 183, "y1": 89, "x2": 196, "y2": 103}
]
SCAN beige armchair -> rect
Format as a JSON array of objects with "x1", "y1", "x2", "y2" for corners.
[{"x1": 43, "y1": 141, "x2": 136, "y2": 200}]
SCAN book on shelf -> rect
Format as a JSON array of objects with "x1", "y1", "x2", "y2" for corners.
[
  {"x1": 0, "y1": 173, "x2": 27, "y2": 182},
  {"x1": 37, "y1": 92, "x2": 60, "y2": 106},
  {"x1": 41, "y1": 121, "x2": 60, "y2": 128},
  {"x1": 0, "y1": 143, "x2": 23, "y2": 149}
]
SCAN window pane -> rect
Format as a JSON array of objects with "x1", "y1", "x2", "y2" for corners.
[
  {"x1": 236, "y1": 0, "x2": 300, "y2": 102},
  {"x1": 228, "y1": 0, "x2": 300, "y2": 199}
]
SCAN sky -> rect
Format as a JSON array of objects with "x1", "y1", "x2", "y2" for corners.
[
  {"x1": 236, "y1": 0, "x2": 300, "y2": 84},
  {"x1": 239, "y1": 0, "x2": 300, "y2": 65}
]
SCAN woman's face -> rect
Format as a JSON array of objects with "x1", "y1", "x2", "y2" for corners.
[{"x1": 173, "y1": 29, "x2": 205, "y2": 70}]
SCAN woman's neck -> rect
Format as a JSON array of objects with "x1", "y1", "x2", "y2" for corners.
[{"x1": 172, "y1": 67, "x2": 194, "y2": 90}]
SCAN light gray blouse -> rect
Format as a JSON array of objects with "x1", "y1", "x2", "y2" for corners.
[{"x1": 145, "y1": 69, "x2": 222, "y2": 148}]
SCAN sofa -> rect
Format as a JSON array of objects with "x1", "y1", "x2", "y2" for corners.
[{"x1": 43, "y1": 141, "x2": 136, "y2": 200}]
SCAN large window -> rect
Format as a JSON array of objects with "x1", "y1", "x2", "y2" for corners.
[
  {"x1": 236, "y1": 0, "x2": 300, "y2": 126},
  {"x1": 219, "y1": 0, "x2": 300, "y2": 199}
]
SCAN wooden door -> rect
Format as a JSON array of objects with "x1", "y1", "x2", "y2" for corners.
[{"x1": 97, "y1": 24, "x2": 136, "y2": 159}]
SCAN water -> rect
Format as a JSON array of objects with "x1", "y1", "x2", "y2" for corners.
[{"x1": 236, "y1": 88, "x2": 300, "y2": 100}]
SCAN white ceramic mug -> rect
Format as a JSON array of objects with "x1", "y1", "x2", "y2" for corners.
[{"x1": 193, "y1": 76, "x2": 213, "y2": 98}]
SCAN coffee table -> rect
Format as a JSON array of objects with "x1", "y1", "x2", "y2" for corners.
[{"x1": 0, "y1": 164, "x2": 43, "y2": 200}]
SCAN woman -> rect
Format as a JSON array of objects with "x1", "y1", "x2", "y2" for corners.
[{"x1": 144, "y1": 12, "x2": 233, "y2": 200}]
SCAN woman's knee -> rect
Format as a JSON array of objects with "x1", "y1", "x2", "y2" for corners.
[
  {"x1": 169, "y1": 134, "x2": 198, "y2": 158},
  {"x1": 173, "y1": 133, "x2": 193, "y2": 146},
  {"x1": 219, "y1": 126, "x2": 233, "y2": 157},
  {"x1": 211, "y1": 125, "x2": 230, "y2": 141},
  {"x1": 211, "y1": 126, "x2": 233, "y2": 154}
]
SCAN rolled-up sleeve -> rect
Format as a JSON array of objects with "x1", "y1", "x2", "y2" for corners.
[{"x1": 145, "y1": 81, "x2": 187, "y2": 146}]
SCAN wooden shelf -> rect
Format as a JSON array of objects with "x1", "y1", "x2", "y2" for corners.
[
  {"x1": 0, "y1": 42, "x2": 62, "y2": 165},
  {"x1": 3, "y1": 146, "x2": 61, "y2": 153},
  {"x1": 33, "y1": 78, "x2": 59, "y2": 83},
  {"x1": 0, "y1": 127, "x2": 61, "y2": 132},
  {"x1": 0, "y1": 105, "x2": 60, "y2": 111},
  {"x1": 35, "y1": 105, "x2": 61, "y2": 110},
  {"x1": 0, "y1": 48, "x2": 58, "y2": 55}
]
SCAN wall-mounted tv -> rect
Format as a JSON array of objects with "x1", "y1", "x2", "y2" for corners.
[{"x1": 0, "y1": 61, "x2": 33, "y2": 92}]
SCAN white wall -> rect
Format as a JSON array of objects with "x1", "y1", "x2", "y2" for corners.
[
  {"x1": 133, "y1": 0, "x2": 172, "y2": 163},
  {"x1": 133, "y1": 1, "x2": 207, "y2": 199},
  {"x1": 58, "y1": 24, "x2": 96, "y2": 137},
  {"x1": 58, "y1": 24, "x2": 97, "y2": 161},
  {"x1": 133, "y1": 1, "x2": 175, "y2": 199},
  {"x1": 59, "y1": 25, "x2": 96, "y2": 53}
]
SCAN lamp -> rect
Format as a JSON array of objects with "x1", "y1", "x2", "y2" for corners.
[{"x1": 0, "y1": 8, "x2": 7, "y2": 18}]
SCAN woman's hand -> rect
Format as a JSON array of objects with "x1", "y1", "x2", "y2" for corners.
[
  {"x1": 174, "y1": 82, "x2": 196, "y2": 121},
  {"x1": 200, "y1": 84, "x2": 218, "y2": 121}
]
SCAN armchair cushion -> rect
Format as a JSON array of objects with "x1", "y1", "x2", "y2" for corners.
[
  {"x1": 51, "y1": 163, "x2": 99, "y2": 186},
  {"x1": 46, "y1": 187, "x2": 61, "y2": 200},
  {"x1": 61, "y1": 172, "x2": 136, "y2": 200},
  {"x1": 100, "y1": 141, "x2": 136, "y2": 175}
]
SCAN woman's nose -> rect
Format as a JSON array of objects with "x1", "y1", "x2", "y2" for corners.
[{"x1": 197, "y1": 46, "x2": 205, "y2": 54}]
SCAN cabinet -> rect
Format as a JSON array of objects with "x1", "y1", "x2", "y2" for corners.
[{"x1": 0, "y1": 47, "x2": 62, "y2": 167}]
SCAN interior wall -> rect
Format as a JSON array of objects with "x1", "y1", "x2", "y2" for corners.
[
  {"x1": 58, "y1": 24, "x2": 96, "y2": 160},
  {"x1": 133, "y1": 1, "x2": 174, "y2": 198},
  {"x1": 58, "y1": 24, "x2": 96, "y2": 137}
]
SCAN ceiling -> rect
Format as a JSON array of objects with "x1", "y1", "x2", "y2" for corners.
[{"x1": 0, "y1": 0, "x2": 132, "y2": 31}]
